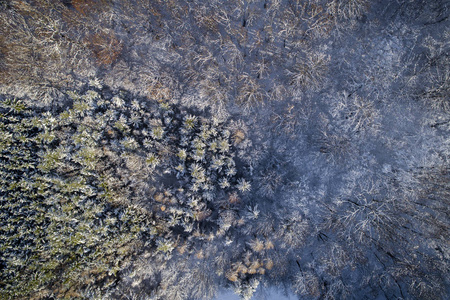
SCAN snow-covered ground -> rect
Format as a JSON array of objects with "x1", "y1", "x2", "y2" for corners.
[
  {"x1": 215, "y1": 287, "x2": 297, "y2": 300},
  {"x1": 0, "y1": 0, "x2": 448, "y2": 299}
]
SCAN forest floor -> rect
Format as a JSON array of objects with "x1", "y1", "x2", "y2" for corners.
[{"x1": 0, "y1": 1, "x2": 449, "y2": 299}]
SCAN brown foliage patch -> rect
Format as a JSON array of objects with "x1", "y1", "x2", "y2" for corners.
[
  {"x1": 72, "y1": 0, "x2": 110, "y2": 16},
  {"x1": 86, "y1": 31, "x2": 123, "y2": 66}
]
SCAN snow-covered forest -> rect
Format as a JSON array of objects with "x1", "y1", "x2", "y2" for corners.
[{"x1": 0, "y1": 0, "x2": 448, "y2": 299}]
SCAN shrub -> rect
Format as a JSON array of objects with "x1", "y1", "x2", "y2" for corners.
[
  {"x1": 327, "y1": 0, "x2": 369, "y2": 20},
  {"x1": 289, "y1": 53, "x2": 329, "y2": 90},
  {"x1": 86, "y1": 31, "x2": 123, "y2": 66},
  {"x1": 318, "y1": 130, "x2": 353, "y2": 163},
  {"x1": 331, "y1": 92, "x2": 380, "y2": 134},
  {"x1": 422, "y1": 68, "x2": 450, "y2": 112}
]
